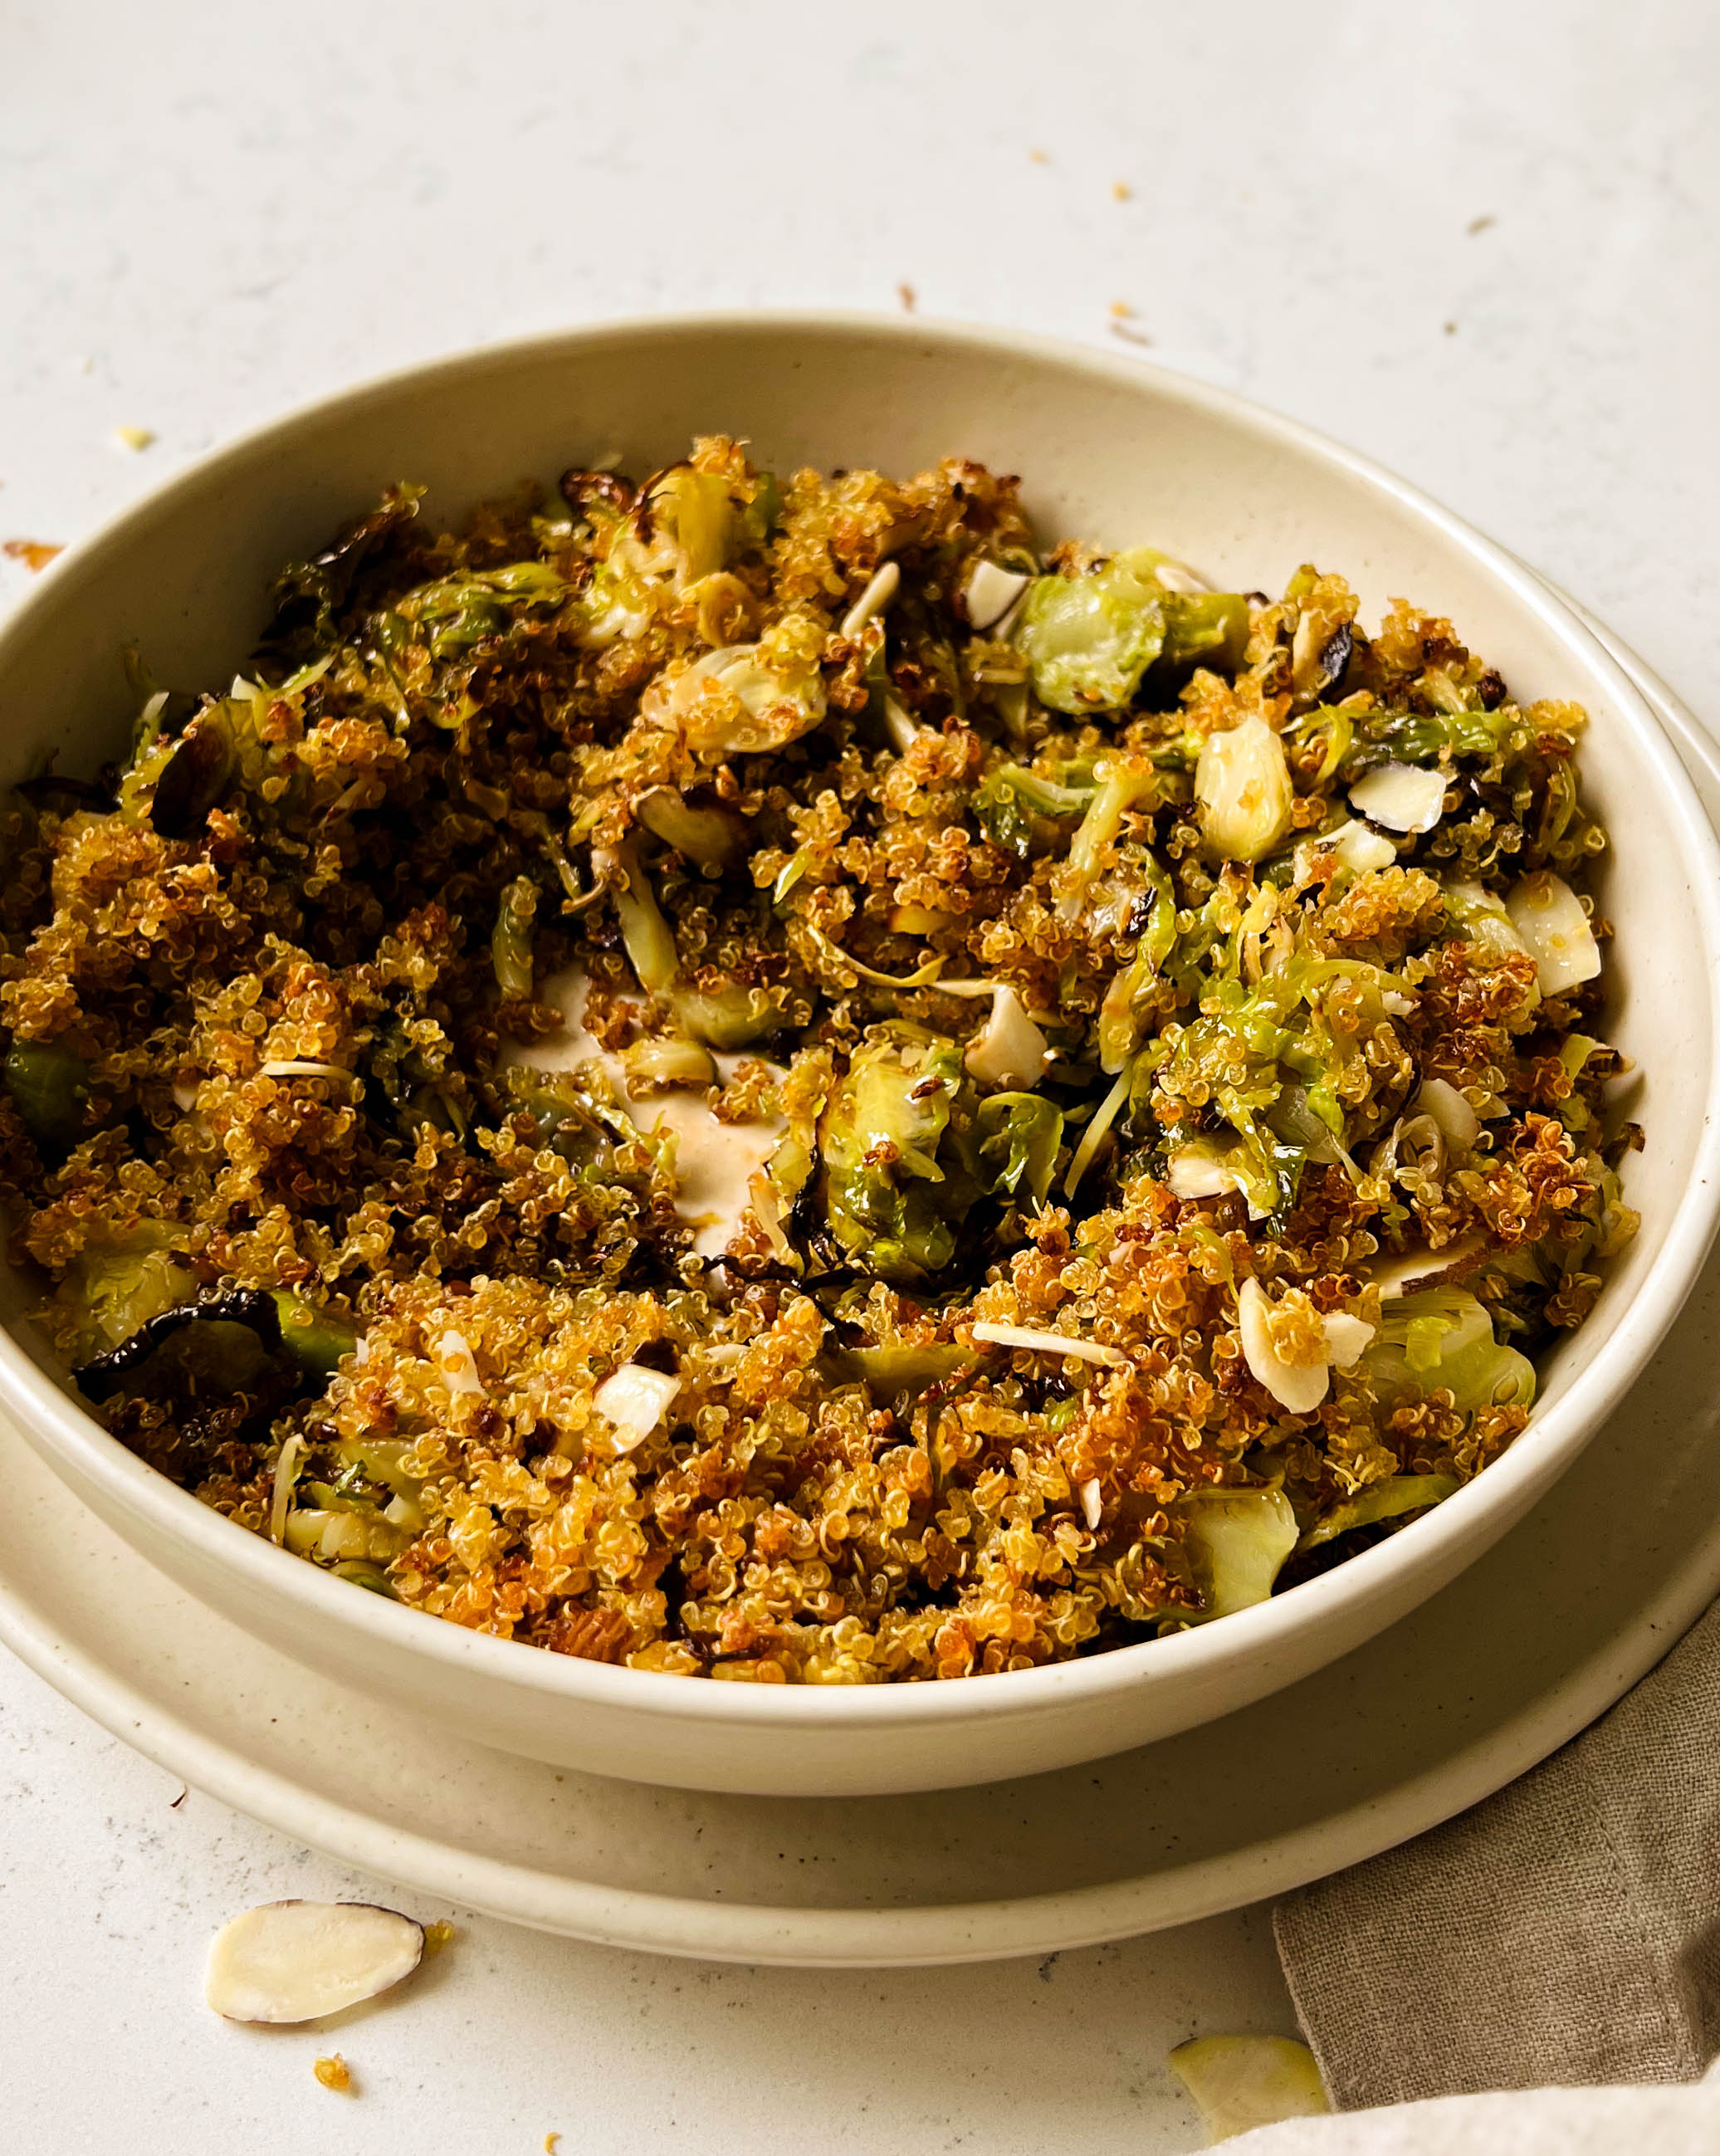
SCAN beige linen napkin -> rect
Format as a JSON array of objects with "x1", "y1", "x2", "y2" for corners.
[{"x1": 1274, "y1": 1596, "x2": 1720, "y2": 2105}]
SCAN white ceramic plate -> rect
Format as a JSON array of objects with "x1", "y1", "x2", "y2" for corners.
[
  {"x1": 3, "y1": 316, "x2": 1719, "y2": 1796},
  {"x1": 1, "y1": 618, "x2": 1714, "y2": 1968}
]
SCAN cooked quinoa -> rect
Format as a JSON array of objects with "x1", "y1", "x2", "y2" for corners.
[{"x1": 0, "y1": 440, "x2": 1637, "y2": 1681}]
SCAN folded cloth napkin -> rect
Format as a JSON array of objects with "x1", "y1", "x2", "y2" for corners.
[
  {"x1": 1229, "y1": 2077, "x2": 1720, "y2": 2154},
  {"x1": 1273, "y1": 1596, "x2": 1720, "y2": 2106}
]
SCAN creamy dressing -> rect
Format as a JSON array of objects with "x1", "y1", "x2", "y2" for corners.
[{"x1": 500, "y1": 970, "x2": 783, "y2": 1257}]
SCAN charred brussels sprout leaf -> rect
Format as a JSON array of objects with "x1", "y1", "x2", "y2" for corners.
[
  {"x1": 1298, "y1": 1474, "x2": 1460, "y2": 1551},
  {"x1": 636, "y1": 788, "x2": 750, "y2": 872},
  {"x1": 1194, "y1": 716, "x2": 1294, "y2": 863},
  {"x1": 669, "y1": 982, "x2": 784, "y2": 1051},
  {"x1": 1292, "y1": 618, "x2": 1354, "y2": 707},
  {"x1": 495, "y1": 1064, "x2": 639, "y2": 1166},
  {"x1": 663, "y1": 640, "x2": 828, "y2": 760},
  {"x1": 366, "y1": 1014, "x2": 471, "y2": 1144},
  {"x1": 1097, "y1": 850, "x2": 1177, "y2": 1073},
  {"x1": 643, "y1": 465, "x2": 735, "y2": 584},
  {"x1": 559, "y1": 468, "x2": 634, "y2": 520},
  {"x1": 735, "y1": 469, "x2": 783, "y2": 549},
  {"x1": 71, "y1": 1288, "x2": 286, "y2": 1403},
  {"x1": 1058, "y1": 756, "x2": 1163, "y2": 923},
  {"x1": 257, "y1": 486, "x2": 425, "y2": 662},
  {"x1": 491, "y1": 876, "x2": 537, "y2": 1000},
  {"x1": 56, "y1": 1226, "x2": 195, "y2": 1357},
  {"x1": 821, "y1": 1342, "x2": 976, "y2": 1401},
  {"x1": 600, "y1": 839, "x2": 679, "y2": 996},
  {"x1": 148, "y1": 706, "x2": 237, "y2": 838},
  {"x1": 1341, "y1": 702, "x2": 1524, "y2": 773},
  {"x1": 391, "y1": 562, "x2": 568, "y2": 660},
  {"x1": 330, "y1": 1560, "x2": 400, "y2": 1597}
]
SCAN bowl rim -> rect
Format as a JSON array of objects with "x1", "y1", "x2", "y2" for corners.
[{"x1": 4, "y1": 306, "x2": 1718, "y2": 1732}]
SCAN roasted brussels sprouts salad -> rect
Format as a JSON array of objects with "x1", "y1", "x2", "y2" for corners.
[{"x1": 0, "y1": 439, "x2": 1638, "y2": 1681}]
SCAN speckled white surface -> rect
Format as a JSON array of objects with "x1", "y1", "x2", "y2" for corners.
[{"x1": 2, "y1": 1, "x2": 1715, "y2": 2147}]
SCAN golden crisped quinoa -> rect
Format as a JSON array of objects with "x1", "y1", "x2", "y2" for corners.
[{"x1": 0, "y1": 445, "x2": 1634, "y2": 1679}]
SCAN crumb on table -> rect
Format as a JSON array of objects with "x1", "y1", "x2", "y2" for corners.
[{"x1": 2, "y1": 540, "x2": 62, "y2": 572}]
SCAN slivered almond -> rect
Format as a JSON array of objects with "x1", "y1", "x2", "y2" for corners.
[{"x1": 206, "y1": 1901, "x2": 423, "y2": 2024}]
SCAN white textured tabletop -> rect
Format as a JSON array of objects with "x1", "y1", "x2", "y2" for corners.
[{"x1": 2, "y1": 2, "x2": 1715, "y2": 2149}]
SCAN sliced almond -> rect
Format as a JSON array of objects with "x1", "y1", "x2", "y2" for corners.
[
  {"x1": 1166, "y1": 1139, "x2": 1240, "y2": 1201},
  {"x1": 206, "y1": 1901, "x2": 423, "y2": 2024},
  {"x1": 1322, "y1": 818, "x2": 1397, "y2": 873},
  {"x1": 268, "y1": 1435, "x2": 305, "y2": 1548},
  {"x1": 1144, "y1": 556, "x2": 1210, "y2": 597},
  {"x1": 839, "y1": 560, "x2": 900, "y2": 640},
  {"x1": 1505, "y1": 870, "x2": 1600, "y2": 997},
  {"x1": 1237, "y1": 1278, "x2": 1324, "y2": 1414},
  {"x1": 881, "y1": 694, "x2": 919, "y2": 753},
  {"x1": 593, "y1": 1362, "x2": 680, "y2": 1452},
  {"x1": 1414, "y1": 1076, "x2": 1479, "y2": 1152},
  {"x1": 970, "y1": 1321, "x2": 1126, "y2": 1366},
  {"x1": 437, "y1": 1328, "x2": 483, "y2": 1396},
  {"x1": 960, "y1": 559, "x2": 1032, "y2": 632},
  {"x1": 963, "y1": 984, "x2": 1052, "y2": 1090},
  {"x1": 1347, "y1": 760, "x2": 1447, "y2": 834},
  {"x1": 1322, "y1": 1311, "x2": 1375, "y2": 1369},
  {"x1": 1237, "y1": 1278, "x2": 1373, "y2": 1415}
]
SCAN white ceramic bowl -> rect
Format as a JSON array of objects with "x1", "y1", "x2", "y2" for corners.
[{"x1": 2, "y1": 314, "x2": 1718, "y2": 1797}]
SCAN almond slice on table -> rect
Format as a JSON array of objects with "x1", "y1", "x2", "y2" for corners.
[{"x1": 206, "y1": 1900, "x2": 424, "y2": 2023}]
